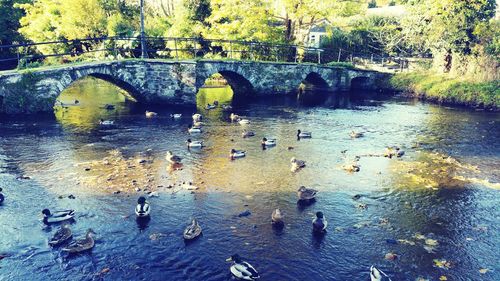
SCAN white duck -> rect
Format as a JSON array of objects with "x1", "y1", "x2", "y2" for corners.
[
  {"x1": 230, "y1": 113, "x2": 240, "y2": 122},
  {"x1": 297, "y1": 129, "x2": 312, "y2": 138},
  {"x1": 145, "y1": 110, "x2": 157, "y2": 118},
  {"x1": 370, "y1": 266, "x2": 392, "y2": 281},
  {"x1": 350, "y1": 131, "x2": 364, "y2": 138},
  {"x1": 230, "y1": 149, "x2": 246, "y2": 160},
  {"x1": 261, "y1": 138, "x2": 276, "y2": 147},
  {"x1": 186, "y1": 139, "x2": 204, "y2": 148},
  {"x1": 166, "y1": 151, "x2": 182, "y2": 164},
  {"x1": 42, "y1": 209, "x2": 75, "y2": 225},
  {"x1": 238, "y1": 119, "x2": 250, "y2": 125},
  {"x1": 99, "y1": 119, "x2": 114, "y2": 125},
  {"x1": 290, "y1": 157, "x2": 306, "y2": 171},
  {"x1": 135, "y1": 196, "x2": 151, "y2": 217},
  {"x1": 188, "y1": 125, "x2": 202, "y2": 134},
  {"x1": 192, "y1": 113, "x2": 203, "y2": 122},
  {"x1": 312, "y1": 211, "x2": 328, "y2": 232},
  {"x1": 170, "y1": 113, "x2": 182, "y2": 119},
  {"x1": 226, "y1": 254, "x2": 260, "y2": 280}
]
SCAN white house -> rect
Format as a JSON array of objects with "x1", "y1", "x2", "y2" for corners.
[{"x1": 307, "y1": 19, "x2": 330, "y2": 48}]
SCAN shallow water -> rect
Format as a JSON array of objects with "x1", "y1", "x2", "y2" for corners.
[{"x1": 0, "y1": 79, "x2": 499, "y2": 281}]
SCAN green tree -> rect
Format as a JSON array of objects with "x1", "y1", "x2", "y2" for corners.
[{"x1": 0, "y1": 0, "x2": 32, "y2": 70}]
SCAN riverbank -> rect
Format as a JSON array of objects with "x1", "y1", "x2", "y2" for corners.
[{"x1": 389, "y1": 72, "x2": 500, "y2": 110}]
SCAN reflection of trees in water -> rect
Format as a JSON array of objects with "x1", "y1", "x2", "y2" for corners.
[
  {"x1": 196, "y1": 85, "x2": 234, "y2": 121},
  {"x1": 54, "y1": 77, "x2": 135, "y2": 132}
]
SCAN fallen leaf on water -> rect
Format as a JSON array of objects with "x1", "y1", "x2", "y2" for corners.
[
  {"x1": 479, "y1": 268, "x2": 489, "y2": 274},
  {"x1": 423, "y1": 245, "x2": 436, "y2": 253},
  {"x1": 439, "y1": 276, "x2": 447, "y2": 280},
  {"x1": 149, "y1": 233, "x2": 165, "y2": 241},
  {"x1": 415, "y1": 277, "x2": 429, "y2": 281},
  {"x1": 100, "y1": 268, "x2": 110, "y2": 274},
  {"x1": 433, "y1": 259, "x2": 452, "y2": 269},
  {"x1": 425, "y1": 238, "x2": 438, "y2": 246},
  {"x1": 465, "y1": 237, "x2": 474, "y2": 241},
  {"x1": 397, "y1": 239, "x2": 416, "y2": 246},
  {"x1": 414, "y1": 233, "x2": 426, "y2": 240},
  {"x1": 230, "y1": 226, "x2": 237, "y2": 229},
  {"x1": 385, "y1": 252, "x2": 398, "y2": 261}
]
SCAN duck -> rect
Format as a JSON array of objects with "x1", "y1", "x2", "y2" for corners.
[
  {"x1": 242, "y1": 131, "x2": 255, "y2": 138},
  {"x1": 206, "y1": 103, "x2": 217, "y2": 110},
  {"x1": 297, "y1": 186, "x2": 318, "y2": 200},
  {"x1": 99, "y1": 119, "x2": 114, "y2": 125},
  {"x1": 192, "y1": 113, "x2": 203, "y2": 122},
  {"x1": 193, "y1": 121, "x2": 203, "y2": 127},
  {"x1": 170, "y1": 113, "x2": 182, "y2": 119},
  {"x1": 261, "y1": 137, "x2": 276, "y2": 147},
  {"x1": 188, "y1": 125, "x2": 202, "y2": 134},
  {"x1": 222, "y1": 104, "x2": 233, "y2": 110},
  {"x1": 48, "y1": 224, "x2": 72, "y2": 246},
  {"x1": 342, "y1": 163, "x2": 361, "y2": 172},
  {"x1": 238, "y1": 119, "x2": 250, "y2": 125},
  {"x1": 42, "y1": 209, "x2": 75, "y2": 225},
  {"x1": 183, "y1": 218, "x2": 202, "y2": 240},
  {"x1": 145, "y1": 110, "x2": 158, "y2": 118},
  {"x1": 135, "y1": 196, "x2": 151, "y2": 217},
  {"x1": 297, "y1": 129, "x2": 312, "y2": 138},
  {"x1": 104, "y1": 104, "x2": 115, "y2": 110},
  {"x1": 226, "y1": 254, "x2": 260, "y2": 280},
  {"x1": 166, "y1": 151, "x2": 182, "y2": 164},
  {"x1": 230, "y1": 113, "x2": 240, "y2": 122},
  {"x1": 384, "y1": 146, "x2": 404, "y2": 158},
  {"x1": 312, "y1": 211, "x2": 328, "y2": 232},
  {"x1": 290, "y1": 157, "x2": 306, "y2": 171},
  {"x1": 0, "y1": 188, "x2": 4, "y2": 204},
  {"x1": 370, "y1": 265, "x2": 392, "y2": 281},
  {"x1": 74, "y1": 99, "x2": 80, "y2": 105},
  {"x1": 350, "y1": 131, "x2": 364, "y2": 138},
  {"x1": 186, "y1": 139, "x2": 204, "y2": 148},
  {"x1": 271, "y1": 208, "x2": 284, "y2": 224},
  {"x1": 62, "y1": 229, "x2": 96, "y2": 253},
  {"x1": 230, "y1": 149, "x2": 246, "y2": 160}
]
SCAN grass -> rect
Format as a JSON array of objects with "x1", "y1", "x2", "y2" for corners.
[{"x1": 390, "y1": 72, "x2": 500, "y2": 109}]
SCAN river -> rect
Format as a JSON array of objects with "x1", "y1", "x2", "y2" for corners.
[{"x1": 0, "y1": 78, "x2": 498, "y2": 281}]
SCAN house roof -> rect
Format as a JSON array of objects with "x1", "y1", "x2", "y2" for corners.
[{"x1": 310, "y1": 25, "x2": 327, "y2": 33}]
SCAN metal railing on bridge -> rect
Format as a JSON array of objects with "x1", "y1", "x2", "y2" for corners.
[{"x1": 0, "y1": 36, "x2": 416, "y2": 72}]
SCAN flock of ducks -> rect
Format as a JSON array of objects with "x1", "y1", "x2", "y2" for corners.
[{"x1": 25, "y1": 106, "x2": 399, "y2": 280}]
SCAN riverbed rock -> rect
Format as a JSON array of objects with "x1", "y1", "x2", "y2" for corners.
[{"x1": 238, "y1": 210, "x2": 252, "y2": 217}]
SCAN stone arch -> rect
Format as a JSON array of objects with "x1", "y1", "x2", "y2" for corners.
[
  {"x1": 301, "y1": 72, "x2": 330, "y2": 90},
  {"x1": 297, "y1": 72, "x2": 332, "y2": 106},
  {"x1": 51, "y1": 69, "x2": 143, "y2": 107},
  {"x1": 350, "y1": 76, "x2": 371, "y2": 91},
  {"x1": 198, "y1": 69, "x2": 254, "y2": 100}
]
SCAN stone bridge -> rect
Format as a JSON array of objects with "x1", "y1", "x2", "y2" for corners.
[{"x1": 0, "y1": 59, "x2": 389, "y2": 114}]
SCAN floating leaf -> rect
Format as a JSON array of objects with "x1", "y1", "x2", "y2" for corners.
[
  {"x1": 439, "y1": 276, "x2": 447, "y2": 280},
  {"x1": 433, "y1": 259, "x2": 452, "y2": 269},
  {"x1": 414, "y1": 233, "x2": 426, "y2": 240},
  {"x1": 398, "y1": 239, "x2": 416, "y2": 246},
  {"x1": 415, "y1": 277, "x2": 429, "y2": 281},
  {"x1": 425, "y1": 238, "x2": 438, "y2": 246},
  {"x1": 423, "y1": 245, "x2": 436, "y2": 253},
  {"x1": 479, "y1": 268, "x2": 489, "y2": 274}
]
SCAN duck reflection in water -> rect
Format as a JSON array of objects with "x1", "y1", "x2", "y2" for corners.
[
  {"x1": 136, "y1": 216, "x2": 151, "y2": 231},
  {"x1": 296, "y1": 198, "x2": 316, "y2": 212},
  {"x1": 167, "y1": 162, "x2": 183, "y2": 174}
]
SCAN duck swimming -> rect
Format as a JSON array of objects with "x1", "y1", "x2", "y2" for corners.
[
  {"x1": 271, "y1": 208, "x2": 284, "y2": 225},
  {"x1": 384, "y1": 146, "x2": 404, "y2": 158},
  {"x1": 230, "y1": 113, "x2": 240, "y2": 122},
  {"x1": 42, "y1": 209, "x2": 75, "y2": 225},
  {"x1": 222, "y1": 104, "x2": 233, "y2": 110},
  {"x1": 206, "y1": 103, "x2": 217, "y2": 110},
  {"x1": 350, "y1": 131, "x2": 364, "y2": 138},
  {"x1": 261, "y1": 138, "x2": 276, "y2": 148},
  {"x1": 62, "y1": 229, "x2": 96, "y2": 253},
  {"x1": 186, "y1": 139, "x2": 204, "y2": 148},
  {"x1": 188, "y1": 125, "x2": 202, "y2": 134},
  {"x1": 0, "y1": 188, "x2": 4, "y2": 204},
  {"x1": 297, "y1": 129, "x2": 312, "y2": 138},
  {"x1": 99, "y1": 119, "x2": 114, "y2": 125},
  {"x1": 230, "y1": 149, "x2": 246, "y2": 160},
  {"x1": 166, "y1": 151, "x2": 182, "y2": 164},
  {"x1": 170, "y1": 113, "x2": 182, "y2": 119},
  {"x1": 370, "y1": 266, "x2": 392, "y2": 281},
  {"x1": 145, "y1": 110, "x2": 158, "y2": 118},
  {"x1": 183, "y1": 218, "x2": 202, "y2": 240},
  {"x1": 135, "y1": 196, "x2": 151, "y2": 217},
  {"x1": 192, "y1": 113, "x2": 203, "y2": 122},
  {"x1": 238, "y1": 119, "x2": 250, "y2": 125},
  {"x1": 312, "y1": 211, "x2": 328, "y2": 232},
  {"x1": 290, "y1": 157, "x2": 306, "y2": 171},
  {"x1": 48, "y1": 224, "x2": 72, "y2": 246},
  {"x1": 242, "y1": 131, "x2": 255, "y2": 138},
  {"x1": 297, "y1": 186, "x2": 318, "y2": 200},
  {"x1": 226, "y1": 254, "x2": 260, "y2": 280}
]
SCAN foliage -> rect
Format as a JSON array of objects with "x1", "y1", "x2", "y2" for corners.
[
  {"x1": 0, "y1": 0, "x2": 31, "y2": 70},
  {"x1": 390, "y1": 72, "x2": 500, "y2": 108},
  {"x1": 368, "y1": 0, "x2": 377, "y2": 8}
]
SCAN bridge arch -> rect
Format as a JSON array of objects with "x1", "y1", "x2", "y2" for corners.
[
  {"x1": 297, "y1": 72, "x2": 332, "y2": 105},
  {"x1": 197, "y1": 69, "x2": 254, "y2": 102}
]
